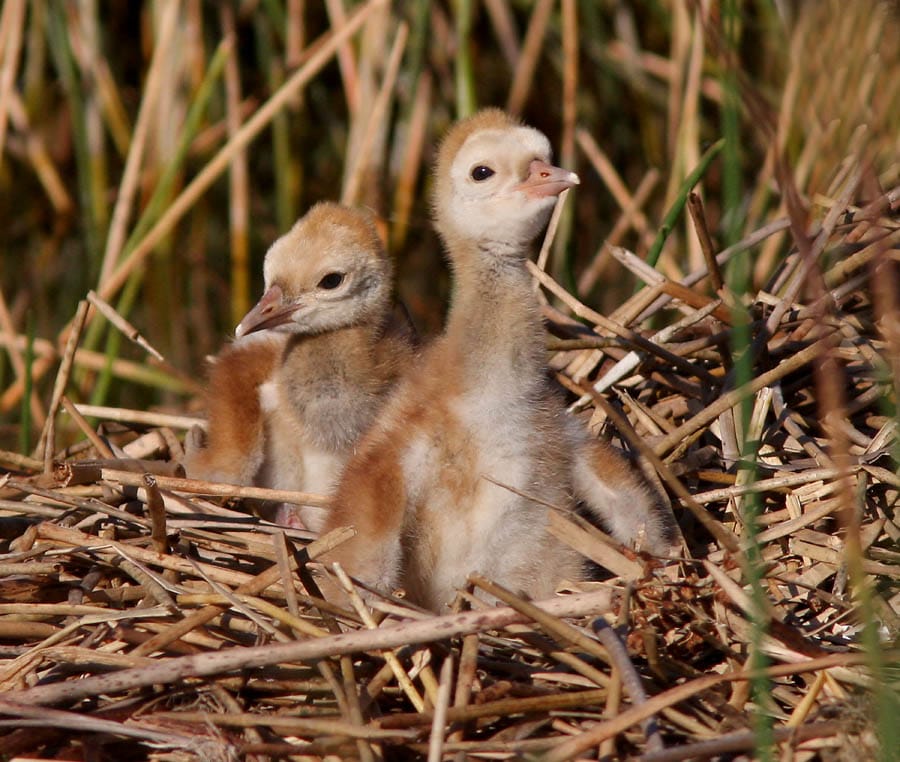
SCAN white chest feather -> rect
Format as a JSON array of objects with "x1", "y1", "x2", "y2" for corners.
[{"x1": 398, "y1": 390, "x2": 556, "y2": 608}]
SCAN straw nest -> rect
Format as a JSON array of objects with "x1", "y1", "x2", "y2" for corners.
[{"x1": 1, "y1": 182, "x2": 898, "y2": 760}]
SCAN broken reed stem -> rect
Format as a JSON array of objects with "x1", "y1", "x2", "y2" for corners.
[
  {"x1": 577, "y1": 128, "x2": 651, "y2": 232},
  {"x1": 427, "y1": 655, "x2": 454, "y2": 762},
  {"x1": 592, "y1": 617, "x2": 664, "y2": 752},
  {"x1": 7, "y1": 89, "x2": 73, "y2": 212},
  {"x1": 143, "y1": 474, "x2": 168, "y2": 555},
  {"x1": 86, "y1": 291, "x2": 164, "y2": 361},
  {"x1": 332, "y1": 563, "x2": 426, "y2": 712},
  {"x1": 578, "y1": 168, "x2": 660, "y2": 295},
  {"x1": 0, "y1": 699, "x2": 201, "y2": 747},
  {"x1": 639, "y1": 721, "x2": 848, "y2": 762},
  {"x1": 647, "y1": 138, "x2": 725, "y2": 268},
  {"x1": 687, "y1": 190, "x2": 724, "y2": 291},
  {"x1": 391, "y1": 69, "x2": 431, "y2": 250},
  {"x1": 324, "y1": 0, "x2": 360, "y2": 115},
  {"x1": 70, "y1": 403, "x2": 201, "y2": 429},
  {"x1": 449, "y1": 631, "x2": 479, "y2": 756},
  {"x1": 99, "y1": 468, "x2": 328, "y2": 507},
  {"x1": 146, "y1": 711, "x2": 419, "y2": 741},
  {"x1": 534, "y1": 188, "x2": 572, "y2": 281},
  {"x1": 38, "y1": 300, "x2": 89, "y2": 471}
]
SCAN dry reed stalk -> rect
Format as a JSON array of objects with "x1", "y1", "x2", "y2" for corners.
[
  {"x1": 426, "y1": 655, "x2": 453, "y2": 762},
  {"x1": 5, "y1": 90, "x2": 72, "y2": 212},
  {"x1": 333, "y1": 563, "x2": 426, "y2": 712},
  {"x1": 0, "y1": 0, "x2": 26, "y2": 162},
  {"x1": 64, "y1": 3, "x2": 130, "y2": 156},
  {"x1": 70, "y1": 403, "x2": 201, "y2": 430},
  {"x1": 505, "y1": 0, "x2": 553, "y2": 116},
  {"x1": 578, "y1": 128, "x2": 652, "y2": 236},
  {"x1": 340, "y1": 20, "x2": 408, "y2": 206},
  {"x1": 221, "y1": 4, "x2": 251, "y2": 327},
  {"x1": 390, "y1": 70, "x2": 431, "y2": 250},
  {"x1": 285, "y1": 0, "x2": 305, "y2": 68},
  {"x1": 547, "y1": 510, "x2": 645, "y2": 579},
  {"x1": 687, "y1": 190, "x2": 724, "y2": 292},
  {"x1": 37, "y1": 300, "x2": 89, "y2": 471},
  {"x1": 130, "y1": 527, "x2": 353, "y2": 658},
  {"x1": 534, "y1": 188, "x2": 572, "y2": 280},
  {"x1": 98, "y1": 468, "x2": 328, "y2": 507},
  {"x1": 324, "y1": 0, "x2": 360, "y2": 115},
  {"x1": 483, "y1": 0, "x2": 519, "y2": 70},
  {"x1": 147, "y1": 711, "x2": 418, "y2": 741},
  {"x1": 653, "y1": 337, "x2": 833, "y2": 459},
  {"x1": 0, "y1": 699, "x2": 205, "y2": 747},
  {"x1": 559, "y1": 372, "x2": 738, "y2": 552},
  {"x1": 86, "y1": 291, "x2": 163, "y2": 361},
  {"x1": 578, "y1": 168, "x2": 660, "y2": 295},
  {"x1": 447, "y1": 631, "x2": 478, "y2": 759},
  {"x1": 0, "y1": 286, "x2": 45, "y2": 427}
]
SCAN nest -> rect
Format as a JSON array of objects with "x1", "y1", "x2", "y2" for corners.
[{"x1": 1, "y1": 178, "x2": 898, "y2": 761}]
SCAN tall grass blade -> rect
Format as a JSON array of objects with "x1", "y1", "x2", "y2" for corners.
[{"x1": 645, "y1": 138, "x2": 724, "y2": 269}]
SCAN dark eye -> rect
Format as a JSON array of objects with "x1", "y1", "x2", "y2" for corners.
[
  {"x1": 318, "y1": 272, "x2": 345, "y2": 290},
  {"x1": 471, "y1": 165, "x2": 495, "y2": 181}
]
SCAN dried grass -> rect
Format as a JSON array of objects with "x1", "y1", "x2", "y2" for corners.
[{"x1": 1, "y1": 1, "x2": 899, "y2": 760}]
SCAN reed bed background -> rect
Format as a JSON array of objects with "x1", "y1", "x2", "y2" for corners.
[{"x1": 0, "y1": 1, "x2": 899, "y2": 759}]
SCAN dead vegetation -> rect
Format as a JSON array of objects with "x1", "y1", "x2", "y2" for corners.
[{"x1": 1, "y1": 1, "x2": 899, "y2": 760}]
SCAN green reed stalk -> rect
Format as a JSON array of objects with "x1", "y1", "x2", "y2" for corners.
[
  {"x1": 645, "y1": 138, "x2": 724, "y2": 269},
  {"x1": 722, "y1": 3, "x2": 773, "y2": 758}
]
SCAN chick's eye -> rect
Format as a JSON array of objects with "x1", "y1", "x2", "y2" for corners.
[
  {"x1": 471, "y1": 165, "x2": 495, "y2": 182},
  {"x1": 318, "y1": 272, "x2": 345, "y2": 290}
]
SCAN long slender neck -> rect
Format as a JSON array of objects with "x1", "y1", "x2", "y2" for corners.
[
  {"x1": 282, "y1": 321, "x2": 381, "y2": 375},
  {"x1": 443, "y1": 237, "x2": 546, "y2": 385}
]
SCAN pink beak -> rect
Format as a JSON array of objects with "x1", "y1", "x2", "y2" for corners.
[
  {"x1": 235, "y1": 285, "x2": 296, "y2": 337},
  {"x1": 514, "y1": 159, "x2": 580, "y2": 198}
]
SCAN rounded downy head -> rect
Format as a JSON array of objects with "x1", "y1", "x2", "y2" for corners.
[
  {"x1": 432, "y1": 109, "x2": 579, "y2": 250},
  {"x1": 235, "y1": 202, "x2": 392, "y2": 338}
]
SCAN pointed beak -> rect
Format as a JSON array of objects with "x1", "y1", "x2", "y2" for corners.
[
  {"x1": 235, "y1": 285, "x2": 296, "y2": 337},
  {"x1": 514, "y1": 159, "x2": 580, "y2": 198}
]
